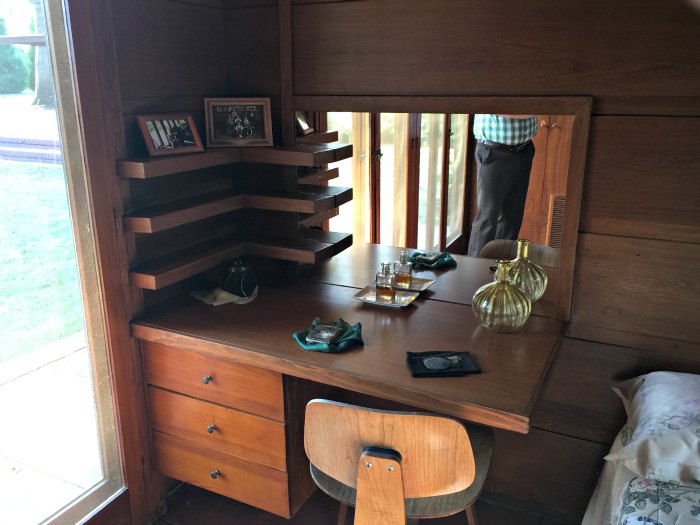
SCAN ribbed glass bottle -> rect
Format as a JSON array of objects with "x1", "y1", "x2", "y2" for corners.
[
  {"x1": 472, "y1": 260, "x2": 532, "y2": 332},
  {"x1": 507, "y1": 239, "x2": 548, "y2": 302}
]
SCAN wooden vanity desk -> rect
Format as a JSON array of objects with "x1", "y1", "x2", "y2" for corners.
[{"x1": 131, "y1": 243, "x2": 566, "y2": 517}]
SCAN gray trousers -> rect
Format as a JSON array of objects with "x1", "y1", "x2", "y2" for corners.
[{"x1": 467, "y1": 141, "x2": 535, "y2": 257}]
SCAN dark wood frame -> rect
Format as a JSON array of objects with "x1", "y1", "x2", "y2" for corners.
[
  {"x1": 137, "y1": 113, "x2": 204, "y2": 157},
  {"x1": 204, "y1": 97, "x2": 273, "y2": 147},
  {"x1": 294, "y1": 110, "x2": 314, "y2": 135}
]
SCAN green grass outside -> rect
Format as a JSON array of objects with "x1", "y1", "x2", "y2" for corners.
[{"x1": 0, "y1": 159, "x2": 84, "y2": 363}]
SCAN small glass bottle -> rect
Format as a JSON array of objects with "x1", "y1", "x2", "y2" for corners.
[
  {"x1": 394, "y1": 250, "x2": 413, "y2": 288},
  {"x1": 507, "y1": 239, "x2": 548, "y2": 302},
  {"x1": 472, "y1": 260, "x2": 531, "y2": 332},
  {"x1": 375, "y1": 262, "x2": 396, "y2": 303}
]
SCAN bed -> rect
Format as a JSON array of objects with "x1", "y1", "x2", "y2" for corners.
[{"x1": 582, "y1": 371, "x2": 700, "y2": 525}]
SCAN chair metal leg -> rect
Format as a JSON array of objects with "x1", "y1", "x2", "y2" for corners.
[
  {"x1": 337, "y1": 502, "x2": 348, "y2": 525},
  {"x1": 466, "y1": 504, "x2": 478, "y2": 525}
]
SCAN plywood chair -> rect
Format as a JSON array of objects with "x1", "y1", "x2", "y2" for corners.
[
  {"x1": 478, "y1": 239, "x2": 561, "y2": 268},
  {"x1": 303, "y1": 399, "x2": 494, "y2": 525}
]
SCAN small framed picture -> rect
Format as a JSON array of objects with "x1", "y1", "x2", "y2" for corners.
[
  {"x1": 137, "y1": 114, "x2": 204, "y2": 157},
  {"x1": 295, "y1": 111, "x2": 314, "y2": 136},
  {"x1": 204, "y1": 98, "x2": 273, "y2": 147}
]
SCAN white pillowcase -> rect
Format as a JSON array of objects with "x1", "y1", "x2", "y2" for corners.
[{"x1": 604, "y1": 371, "x2": 700, "y2": 486}]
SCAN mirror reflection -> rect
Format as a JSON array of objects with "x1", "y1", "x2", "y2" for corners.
[{"x1": 323, "y1": 112, "x2": 574, "y2": 269}]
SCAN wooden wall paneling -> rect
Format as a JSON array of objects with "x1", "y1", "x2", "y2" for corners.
[
  {"x1": 224, "y1": 5, "x2": 281, "y2": 103},
  {"x1": 291, "y1": 0, "x2": 700, "y2": 116},
  {"x1": 483, "y1": 428, "x2": 609, "y2": 524},
  {"x1": 581, "y1": 116, "x2": 700, "y2": 243},
  {"x1": 532, "y1": 337, "x2": 700, "y2": 444},
  {"x1": 112, "y1": 0, "x2": 228, "y2": 111},
  {"x1": 278, "y1": 0, "x2": 295, "y2": 146},
  {"x1": 571, "y1": 233, "x2": 700, "y2": 342}
]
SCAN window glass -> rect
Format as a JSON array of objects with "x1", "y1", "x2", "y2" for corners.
[{"x1": 417, "y1": 114, "x2": 444, "y2": 251}]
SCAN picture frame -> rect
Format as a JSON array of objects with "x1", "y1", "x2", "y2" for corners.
[
  {"x1": 204, "y1": 98, "x2": 273, "y2": 147},
  {"x1": 136, "y1": 113, "x2": 204, "y2": 157},
  {"x1": 295, "y1": 110, "x2": 314, "y2": 136}
]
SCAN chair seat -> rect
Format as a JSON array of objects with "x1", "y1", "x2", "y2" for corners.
[{"x1": 310, "y1": 423, "x2": 494, "y2": 519}]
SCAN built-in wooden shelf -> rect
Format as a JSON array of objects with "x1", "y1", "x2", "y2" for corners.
[
  {"x1": 297, "y1": 167, "x2": 339, "y2": 184},
  {"x1": 117, "y1": 149, "x2": 242, "y2": 179},
  {"x1": 129, "y1": 231, "x2": 352, "y2": 290},
  {"x1": 124, "y1": 186, "x2": 352, "y2": 233},
  {"x1": 117, "y1": 143, "x2": 352, "y2": 179},
  {"x1": 247, "y1": 185, "x2": 352, "y2": 214},
  {"x1": 237, "y1": 144, "x2": 352, "y2": 167},
  {"x1": 298, "y1": 209, "x2": 339, "y2": 228},
  {"x1": 296, "y1": 131, "x2": 339, "y2": 145},
  {"x1": 124, "y1": 190, "x2": 244, "y2": 233},
  {"x1": 121, "y1": 142, "x2": 354, "y2": 291}
]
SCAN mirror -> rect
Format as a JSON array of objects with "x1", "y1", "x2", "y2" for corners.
[{"x1": 293, "y1": 96, "x2": 591, "y2": 321}]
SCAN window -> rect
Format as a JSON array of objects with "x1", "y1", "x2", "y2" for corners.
[
  {"x1": 328, "y1": 111, "x2": 469, "y2": 251},
  {"x1": 0, "y1": 1, "x2": 123, "y2": 523}
]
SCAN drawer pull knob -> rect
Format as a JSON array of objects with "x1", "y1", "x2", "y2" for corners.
[
  {"x1": 206, "y1": 424, "x2": 217, "y2": 433},
  {"x1": 201, "y1": 375, "x2": 213, "y2": 384},
  {"x1": 210, "y1": 469, "x2": 220, "y2": 479}
]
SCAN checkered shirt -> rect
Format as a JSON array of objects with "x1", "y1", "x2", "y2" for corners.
[{"x1": 473, "y1": 114, "x2": 538, "y2": 146}]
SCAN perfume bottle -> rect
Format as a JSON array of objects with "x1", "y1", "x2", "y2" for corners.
[
  {"x1": 394, "y1": 250, "x2": 413, "y2": 288},
  {"x1": 375, "y1": 262, "x2": 396, "y2": 303}
]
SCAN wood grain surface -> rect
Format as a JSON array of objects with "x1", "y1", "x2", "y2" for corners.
[{"x1": 132, "y1": 280, "x2": 566, "y2": 433}]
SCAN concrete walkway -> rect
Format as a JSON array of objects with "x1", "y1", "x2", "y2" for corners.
[{"x1": 0, "y1": 336, "x2": 103, "y2": 525}]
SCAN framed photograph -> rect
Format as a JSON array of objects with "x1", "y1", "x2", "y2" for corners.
[
  {"x1": 204, "y1": 98, "x2": 273, "y2": 147},
  {"x1": 295, "y1": 111, "x2": 314, "y2": 136},
  {"x1": 137, "y1": 114, "x2": 204, "y2": 157}
]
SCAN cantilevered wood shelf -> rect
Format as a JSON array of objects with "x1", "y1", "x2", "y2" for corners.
[
  {"x1": 124, "y1": 186, "x2": 352, "y2": 233},
  {"x1": 121, "y1": 141, "x2": 354, "y2": 291},
  {"x1": 130, "y1": 231, "x2": 352, "y2": 290},
  {"x1": 297, "y1": 167, "x2": 339, "y2": 184},
  {"x1": 296, "y1": 131, "x2": 339, "y2": 144},
  {"x1": 117, "y1": 143, "x2": 352, "y2": 179}
]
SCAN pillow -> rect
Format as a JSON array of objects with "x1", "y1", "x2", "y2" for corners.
[{"x1": 604, "y1": 371, "x2": 700, "y2": 486}]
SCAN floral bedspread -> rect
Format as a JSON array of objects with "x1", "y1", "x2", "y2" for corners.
[{"x1": 614, "y1": 477, "x2": 700, "y2": 524}]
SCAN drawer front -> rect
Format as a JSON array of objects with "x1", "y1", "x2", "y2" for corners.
[
  {"x1": 153, "y1": 431, "x2": 291, "y2": 518},
  {"x1": 148, "y1": 386, "x2": 287, "y2": 471},
  {"x1": 142, "y1": 341, "x2": 285, "y2": 421}
]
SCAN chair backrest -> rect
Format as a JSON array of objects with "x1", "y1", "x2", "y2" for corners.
[
  {"x1": 478, "y1": 239, "x2": 561, "y2": 268},
  {"x1": 303, "y1": 399, "x2": 476, "y2": 499}
]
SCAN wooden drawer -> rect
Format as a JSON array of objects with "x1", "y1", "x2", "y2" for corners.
[
  {"x1": 148, "y1": 386, "x2": 287, "y2": 471},
  {"x1": 152, "y1": 431, "x2": 291, "y2": 518},
  {"x1": 142, "y1": 341, "x2": 284, "y2": 421}
]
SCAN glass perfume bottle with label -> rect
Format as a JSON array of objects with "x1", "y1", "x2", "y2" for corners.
[
  {"x1": 375, "y1": 262, "x2": 396, "y2": 303},
  {"x1": 394, "y1": 250, "x2": 413, "y2": 288}
]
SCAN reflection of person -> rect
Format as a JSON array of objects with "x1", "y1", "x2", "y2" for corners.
[{"x1": 467, "y1": 114, "x2": 538, "y2": 257}]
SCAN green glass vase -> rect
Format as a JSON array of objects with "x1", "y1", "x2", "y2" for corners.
[
  {"x1": 507, "y1": 239, "x2": 548, "y2": 302},
  {"x1": 472, "y1": 260, "x2": 532, "y2": 332}
]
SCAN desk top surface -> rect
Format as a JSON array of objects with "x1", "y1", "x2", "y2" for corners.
[
  {"x1": 306, "y1": 243, "x2": 559, "y2": 316},
  {"x1": 133, "y1": 247, "x2": 565, "y2": 433}
]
